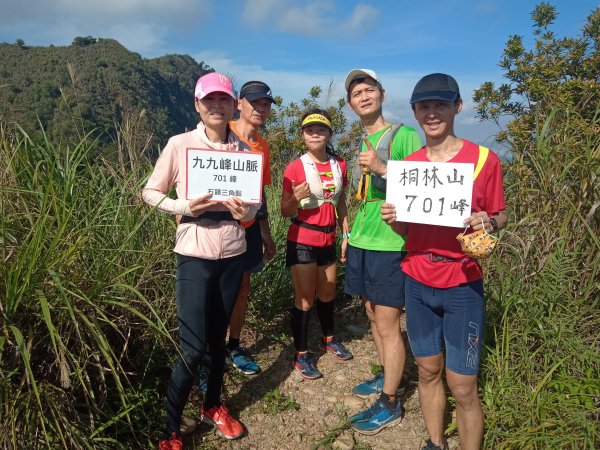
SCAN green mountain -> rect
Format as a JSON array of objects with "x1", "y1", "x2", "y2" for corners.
[{"x1": 0, "y1": 37, "x2": 212, "y2": 155}]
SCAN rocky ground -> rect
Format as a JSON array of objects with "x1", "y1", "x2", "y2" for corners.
[{"x1": 179, "y1": 299, "x2": 459, "y2": 450}]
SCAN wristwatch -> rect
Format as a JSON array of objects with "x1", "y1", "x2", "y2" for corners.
[{"x1": 489, "y1": 217, "x2": 498, "y2": 233}]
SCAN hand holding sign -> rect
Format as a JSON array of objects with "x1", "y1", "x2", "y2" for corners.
[
  {"x1": 381, "y1": 202, "x2": 408, "y2": 236},
  {"x1": 223, "y1": 196, "x2": 250, "y2": 220},
  {"x1": 380, "y1": 202, "x2": 397, "y2": 224},
  {"x1": 358, "y1": 137, "x2": 386, "y2": 176},
  {"x1": 291, "y1": 180, "x2": 311, "y2": 202},
  {"x1": 190, "y1": 193, "x2": 217, "y2": 216}
]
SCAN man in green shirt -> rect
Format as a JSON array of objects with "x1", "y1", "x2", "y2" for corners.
[{"x1": 343, "y1": 69, "x2": 423, "y2": 435}]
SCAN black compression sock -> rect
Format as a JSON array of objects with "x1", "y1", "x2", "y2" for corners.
[
  {"x1": 316, "y1": 298, "x2": 335, "y2": 336},
  {"x1": 291, "y1": 307, "x2": 310, "y2": 352}
]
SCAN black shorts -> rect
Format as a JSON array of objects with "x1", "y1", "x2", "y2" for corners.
[
  {"x1": 242, "y1": 219, "x2": 264, "y2": 273},
  {"x1": 285, "y1": 240, "x2": 337, "y2": 267}
]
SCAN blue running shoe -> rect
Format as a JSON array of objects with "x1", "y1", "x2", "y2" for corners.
[
  {"x1": 352, "y1": 372, "x2": 384, "y2": 398},
  {"x1": 350, "y1": 399, "x2": 404, "y2": 435},
  {"x1": 293, "y1": 352, "x2": 322, "y2": 380},
  {"x1": 198, "y1": 367, "x2": 207, "y2": 393},
  {"x1": 319, "y1": 336, "x2": 353, "y2": 361},
  {"x1": 352, "y1": 372, "x2": 407, "y2": 398},
  {"x1": 348, "y1": 399, "x2": 378, "y2": 424},
  {"x1": 227, "y1": 347, "x2": 260, "y2": 375}
]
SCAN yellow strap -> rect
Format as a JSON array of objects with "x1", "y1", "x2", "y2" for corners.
[
  {"x1": 474, "y1": 146, "x2": 489, "y2": 181},
  {"x1": 356, "y1": 172, "x2": 365, "y2": 201},
  {"x1": 356, "y1": 126, "x2": 393, "y2": 202}
]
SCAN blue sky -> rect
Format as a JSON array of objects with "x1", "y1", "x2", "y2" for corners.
[{"x1": 0, "y1": 0, "x2": 595, "y2": 145}]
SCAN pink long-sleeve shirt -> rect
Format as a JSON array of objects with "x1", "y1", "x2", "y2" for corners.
[{"x1": 142, "y1": 123, "x2": 257, "y2": 260}]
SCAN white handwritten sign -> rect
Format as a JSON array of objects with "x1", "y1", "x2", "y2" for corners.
[
  {"x1": 386, "y1": 161, "x2": 473, "y2": 227},
  {"x1": 186, "y1": 148, "x2": 263, "y2": 204}
]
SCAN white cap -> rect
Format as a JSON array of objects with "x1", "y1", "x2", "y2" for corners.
[{"x1": 344, "y1": 68, "x2": 380, "y2": 91}]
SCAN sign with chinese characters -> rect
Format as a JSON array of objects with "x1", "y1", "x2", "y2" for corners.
[
  {"x1": 386, "y1": 161, "x2": 474, "y2": 227},
  {"x1": 186, "y1": 148, "x2": 263, "y2": 204}
]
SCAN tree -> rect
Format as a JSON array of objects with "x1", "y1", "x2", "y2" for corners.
[
  {"x1": 473, "y1": 5, "x2": 600, "y2": 447},
  {"x1": 72, "y1": 36, "x2": 97, "y2": 47},
  {"x1": 473, "y1": 2, "x2": 599, "y2": 232},
  {"x1": 474, "y1": 2, "x2": 600, "y2": 148}
]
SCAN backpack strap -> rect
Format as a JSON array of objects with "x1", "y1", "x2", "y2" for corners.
[
  {"x1": 384, "y1": 123, "x2": 403, "y2": 160},
  {"x1": 373, "y1": 123, "x2": 402, "y2": 163},
  {"x1": 474, "y1": 145, "x2": 489, "y2": 181},
  {"x1": 352, "y1": 124, "x2": 403, "y2": 199}
]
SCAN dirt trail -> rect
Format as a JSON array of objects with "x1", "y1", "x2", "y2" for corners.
[{"x1": 180, "y1": 300, "x2": 459, "y2": 450}]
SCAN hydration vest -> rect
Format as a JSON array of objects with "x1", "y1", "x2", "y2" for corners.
[
  {"x1": 351, "y1": 123, "x2": 403, "y2": 197},
  {"x1": 297, "y1": 153, "x2": 343, "y2": 210}
]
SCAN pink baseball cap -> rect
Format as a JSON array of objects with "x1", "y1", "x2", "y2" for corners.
[{"x1": 194, "y1": 72, "x2": 236, "y2": 100}]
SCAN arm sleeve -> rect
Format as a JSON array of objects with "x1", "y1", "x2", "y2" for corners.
[{"x1": 141, "y1": 139, "x2": 193, "y2": 216}]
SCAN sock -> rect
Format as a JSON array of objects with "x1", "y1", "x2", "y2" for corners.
[
  {"x1": 227, "y1": 338, "x2": 240, "y2": 351},
  {"x1": 379, "y1": 391, "x2": 399, "y2": 411},
  {"x1": 291, "y1": 307, "x2": 310, "y2": 352},
  {"x1": 316, "y1": 298, "x2": 335, "y2": 337}
]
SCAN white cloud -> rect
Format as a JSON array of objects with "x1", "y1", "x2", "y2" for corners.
[
  {"x1": 341, "y1": 4, "x2": 379, "y2": 34},
  {"x1": 241, "y1": 0, "x2": 281, "y2": 24},
  {"x1": 102, "y1": 23, "x2": 167, "y2": 55},
  {"x1": 56, "y1": 0, "x2": 209, "y2": 23},
  {"x1": 194, "y1": 49, "x2": 331, "y2": 100},
  {"x1": 0, "y1": 0, "x2": 211, "y2": 51},
  {"x1": 241, "y1": 0, "x2": 379, "y2": 36},
  {"x1": 190, "y1": 54, "x2": 501, "y2": 144}
]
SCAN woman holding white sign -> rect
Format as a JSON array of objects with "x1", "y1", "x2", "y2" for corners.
[
  {"x1": 142, "y1": 72, "x2": 257, "y2": 448},
  {"x1": 381, "y1": 73, "x2": 508, "y2": 450},
  {"x1": 281, "y1": 108, "x2": 352, "y2": 380}
]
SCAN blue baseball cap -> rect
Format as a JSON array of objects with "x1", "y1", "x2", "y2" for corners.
[{"x1": 410, "y1": 73, "x2": 460, "y2": 104}]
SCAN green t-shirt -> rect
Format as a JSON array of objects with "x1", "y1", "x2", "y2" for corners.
[{"x1": 349, "y1": 125, "x2": 423, "y2": 251}]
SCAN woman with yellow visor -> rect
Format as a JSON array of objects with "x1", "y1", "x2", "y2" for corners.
[{"x1": 281, "y1": 108, "x2": 353, "y2": 379}]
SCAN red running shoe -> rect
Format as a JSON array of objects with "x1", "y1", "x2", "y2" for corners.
[
  {"x1": 158, "y1": 432, "x2": 183, "y2": 450},
  {"x1": 200, "y1": 404, "x2": 244, "y2": 440}
]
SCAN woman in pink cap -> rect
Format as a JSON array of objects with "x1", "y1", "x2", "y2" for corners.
[{"x1": 142, "y1": 72, "x2": 257, "y2": 448}]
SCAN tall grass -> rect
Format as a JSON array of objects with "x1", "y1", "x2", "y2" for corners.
[
  {"x1": 1, "y1": 103, "x2": 597, "y2": 449},
  {"x1": 0, "y1": 124, "x2": 176, "y2": 449},
  {"x1": 481, "y1": 106, "x2": 600, "y2": 449},
  {"x1": 244, "y1": 175, "x2": 295, "y2": 334}
]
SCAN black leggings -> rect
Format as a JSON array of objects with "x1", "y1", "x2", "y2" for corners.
[{"x1": 166, "y1": 253, "x2": 244, "y2": 434}]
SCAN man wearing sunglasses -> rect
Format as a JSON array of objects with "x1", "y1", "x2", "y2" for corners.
[{"x1": 343, "y1": 69, "x2": 422, "y2": 435}]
